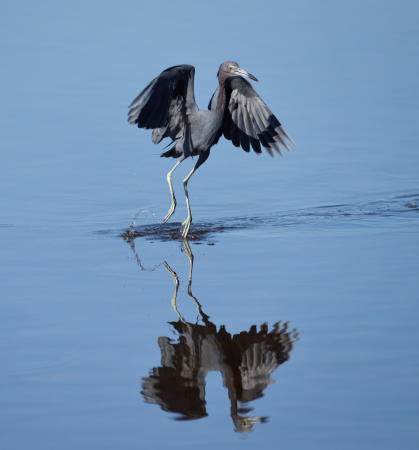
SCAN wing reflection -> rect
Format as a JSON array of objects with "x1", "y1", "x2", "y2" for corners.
[
  {"x1": 142, "y1": 318, "x2": 296, "y2": 432},
  {"x1": 127, "y1": 238, "x2": 298, "y2": 432}
]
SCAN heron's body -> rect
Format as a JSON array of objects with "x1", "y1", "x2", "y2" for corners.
[
  {"x1": 185, "y1": 109, "x2": 223, "y2": 154},
  {"x1": 128, "y1": 62, "x2": 293, "y2": 238}
]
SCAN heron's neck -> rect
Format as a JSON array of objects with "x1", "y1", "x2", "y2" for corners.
[{"x1": 215, "y1": 75, "x2": 228, "y2": 112}]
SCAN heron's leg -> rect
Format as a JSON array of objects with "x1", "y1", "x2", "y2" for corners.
[
  {"x1": 162, "y1": 157, "x2": 185, "y2": 223},
  {"x1": 181, "y1": 152, "x2": 210, "y2": 239}
]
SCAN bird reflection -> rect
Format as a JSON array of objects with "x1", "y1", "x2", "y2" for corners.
[{"x1": 127, "y1": 238, "x2": 298, "y2": 432}]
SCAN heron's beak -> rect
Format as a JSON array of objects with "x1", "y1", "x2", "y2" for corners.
[{"x1": 235, "y1": 67, "x2": 258, "y2": 82}]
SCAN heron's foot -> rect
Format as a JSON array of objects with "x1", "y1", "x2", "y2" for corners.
[
  {"x1": 181, "y1": 217, "x2": 192, "y2": 239},
  {"x1": 162, "y1": 202, "x2": 176, "y2": 223}
]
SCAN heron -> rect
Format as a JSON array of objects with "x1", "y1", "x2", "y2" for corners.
[{"x1": 128, "y1": 61, "x2": 294, "y2": 238}]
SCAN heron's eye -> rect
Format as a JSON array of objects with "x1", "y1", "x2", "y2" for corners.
[{"x1": 229, "y1": 65, "x2": 237, "y2": 72}]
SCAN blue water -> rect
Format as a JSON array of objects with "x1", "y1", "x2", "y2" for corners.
[{"x1": 1, "y1": 1, "x2": 419, "y2": 449}]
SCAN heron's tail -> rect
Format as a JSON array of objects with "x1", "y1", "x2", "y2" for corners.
[{"x1": 160, "y1": 146, "x2": 180, "y2": 158}]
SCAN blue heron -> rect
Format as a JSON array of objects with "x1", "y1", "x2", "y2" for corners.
[{"x1": 128, "y1": 61, "x2": 294, "y2": 238}]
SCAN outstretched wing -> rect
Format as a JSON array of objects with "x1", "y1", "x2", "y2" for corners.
[
  {"x1": 128, "y1": 65, "x2": 198, "y2": 145},
  {"x1": 222, "y1": 76, "x2": 294, "y2": 156},
  {"x1": 233, "y1": 322, "x2": 296, "y2": 403}
]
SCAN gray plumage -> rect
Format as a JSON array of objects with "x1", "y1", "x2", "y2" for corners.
[{"x1": 128, "y1": 61, "x2": 294, "y2": 238}]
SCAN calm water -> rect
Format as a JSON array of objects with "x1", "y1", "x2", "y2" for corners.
[{"x1": 1, "y1": 1, "x2": 419, "y2": 449}]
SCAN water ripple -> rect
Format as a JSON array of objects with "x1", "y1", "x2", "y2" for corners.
[{"x1": 95, "y1": 192, "x2": 419, "y2": 242}]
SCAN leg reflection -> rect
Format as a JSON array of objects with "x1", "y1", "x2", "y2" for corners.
[
  {"x1": 163, "y1": 261, "x2": 185, "y2": 323},
  {"x1": 182, "y1": 239, "x2": 210, "y2": 323},
  {"x1": 127, "y1": 237, "x2": 162, "y2": 272}
]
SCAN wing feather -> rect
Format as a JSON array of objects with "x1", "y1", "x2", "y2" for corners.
[
  {"x1": 236, "y1": 108, "x2": 250, "y2": 152},
  {"x1": 222, "y1": 76, "x2": 294, "y2": 156},
  {"x1": 128, "y1": 65, "x2": 197, "y2": 148}
]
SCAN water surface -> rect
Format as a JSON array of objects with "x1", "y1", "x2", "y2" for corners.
[{"x1": 1, "y1": 1, "x2": 419, "y2": 449}]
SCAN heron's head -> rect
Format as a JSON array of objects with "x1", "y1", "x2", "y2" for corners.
[
  {"x1": 233, "y1": 415, "x2": 267, "y2": 433},
  {"x1": 218, "y1": 61, "x2": 258, "y2": 82}
]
